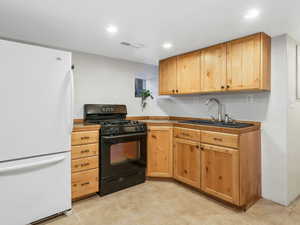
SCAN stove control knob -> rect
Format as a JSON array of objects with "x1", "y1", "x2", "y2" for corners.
[{"x1": 109, "y1": 127, "x2": 119, "y2": 135}]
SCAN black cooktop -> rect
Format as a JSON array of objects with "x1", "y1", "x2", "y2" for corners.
[
  {"x1": 84, "y1": 104, "x2": 147, "y2": 136},
  {"x1": 87, "y1": 119, "x2": 139, "y2": 126}
]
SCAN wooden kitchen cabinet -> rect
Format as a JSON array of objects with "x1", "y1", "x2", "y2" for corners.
[
  {"x1": 173, "y1": 138, "x2": 201, "y2": 189},
  {"x1": 147, "y1": 126, "x2": 173, "y2": 177},
  {"x1": 200, "y1": 44, "x2": 227, "y2": 92},
  {"x1": 226, "y1": 33, "x2": 271, "y2": 91},
  {"x1": 177, "y1": 51, "x2": 201, "y2": 94},
  {"x1": 201, "y1": 130, "x2": 239, "y2": 149},
  {"x1": 72, "y1": 169, "x2": 99, "y2": 200},
  {"x1": 71, "y1": 129, "x2": 100, "y2": 200},
  {"x1": 159, "y1": 57, "x2": 177, "y2": 95},
  {"x1": 201, "y1": 144, "x2": 240, "y2": 205},
  {"x1": 158, "y1": 32, "x2": 271, "y2": 95},
  {"x1": 144, "y1": 121, "x2": 261, "y2": 209},
  {"x1": 174, "y1": 127, "x2": 201, "y2": 142}
]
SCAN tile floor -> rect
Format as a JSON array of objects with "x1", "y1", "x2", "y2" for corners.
[{"x1": 39, "y1": 180, "x2": 300, "y2": 225}]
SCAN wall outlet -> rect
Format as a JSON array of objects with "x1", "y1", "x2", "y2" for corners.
[{"x1": 247, "y1": 95, "x2": 254, "y2": 103}]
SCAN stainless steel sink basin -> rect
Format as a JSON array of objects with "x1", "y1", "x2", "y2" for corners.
[{"x1": 179, "y1": 119, "x2": 253, "y2": 128}]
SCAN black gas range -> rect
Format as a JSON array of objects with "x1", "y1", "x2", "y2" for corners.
[{"x1": 84, "y1": 104, "x2": 147, "y2": 196}]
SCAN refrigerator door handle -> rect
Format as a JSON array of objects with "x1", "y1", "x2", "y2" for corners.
[
  {"x1": 0, "y1": 156, "x2": 66, "y2": 174},
  {"x1": 68, "y1": 69, "x2": 74, "y2": 134}
]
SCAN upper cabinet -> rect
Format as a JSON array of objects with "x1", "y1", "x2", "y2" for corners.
[
  {"x1": 227, "y1": 33, "x2": 270, "y2": 90},
  {"x1": 158, "y1": 32, "x2": 271, "y2": 95},
  {"x1": 177, "y1": 51, "x2": 201, "y2": 94},
  {"x1": 201, "y1": 44, "x2": 227, "y2": 92},
  {"x1": 159, "y1": 56, "x2": 177, "y2": 95}
]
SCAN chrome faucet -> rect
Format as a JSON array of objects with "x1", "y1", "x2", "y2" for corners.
[{"x1": 205, "y1": 98, "x2": 223, "y2": 122}]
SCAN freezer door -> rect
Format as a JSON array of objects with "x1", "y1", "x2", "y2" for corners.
[
  {"x1": 0, "y1": 152, "x2": 71, "y2": 225},
  {"x1": 0, "y1": 40, "x2": 73, "y2": 161}
]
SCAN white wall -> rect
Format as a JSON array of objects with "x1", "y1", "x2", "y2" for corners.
[
  {"x1": 72, "y1": 52, "x2": 167, "y2": 118},
  {"x1": 287, "y1": 36, "x2": 300, "y2": 204}
]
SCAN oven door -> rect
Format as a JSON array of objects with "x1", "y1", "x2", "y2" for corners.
[{"x1": 101, "y1": 132, "x2": 146, "y2": 179}]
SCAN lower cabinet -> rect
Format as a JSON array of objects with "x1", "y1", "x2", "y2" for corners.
[
  {"x1": 146, "y1": 125, "x2": 260, "y2": 208},
  {"x1": 147, "y1": 126, "x2": 173, "y2": 177},
  {"x1": 72, "y1": 168, "x2": 99, "y2": 199},
  {"x1": 71, "y1": 130, "x2": 99, "y2": 200},
  {"x1": 173, "y1": 138, "x2": 201, "y2": 189},
  {"x1": 201, "y1": 144, "x2": 240, "y2": 205}
]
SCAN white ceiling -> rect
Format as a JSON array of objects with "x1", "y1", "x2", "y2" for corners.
[{"x1": 0, "y1": 0, "x2": 299, "y2": 65}]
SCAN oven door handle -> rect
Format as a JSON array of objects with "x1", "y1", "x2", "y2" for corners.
[{"x1": 102, "y1": 132, "x2": 147, "y2": 140}]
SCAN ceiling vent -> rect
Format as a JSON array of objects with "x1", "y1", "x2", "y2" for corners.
[{"x1": 120, "y1": 42, "x2": 145, "y2": 49}]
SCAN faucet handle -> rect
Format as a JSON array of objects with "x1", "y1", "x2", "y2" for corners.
[
  {"x1": 210, "y1": 115, "x2": 217, "y2": 122},
  {"x1": 224, "y1": 114, "x2": 234, "y2": 123}
]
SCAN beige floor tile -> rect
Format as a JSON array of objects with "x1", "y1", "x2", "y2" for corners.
[
  {"x1": 39, "y1": 213, "x2": 82, "y2": 225},
  {"x1": 246, "y1": 199, "x2": 293, "y2": 225},
  {"x1": 38, "y1": 181, "x2": 298, "y2": 225},
  {"x1": 289, "y1": 196, "x2": 300, "y2": 215},
  {"x1": 72, "y1": 195, "x2": 101, "y2": 214},
  {"x1": 279, "y1": 211, "x2": 300, "y2": 225}
]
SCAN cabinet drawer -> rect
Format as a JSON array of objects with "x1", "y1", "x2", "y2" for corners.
[
  {"x1": 72, "y1": 143, "x2": 99, "y2": 159},
  {"x1": 201, "y1": 131, "x2": 238, "y2": 148},
  {"x1": 174, "y1": 127, "x2": 200, "y2": 141},
  {"x1": 72, "y1": 168, "x2": 99, "y2": 199},
  {"x1": 72, "y1": 156, "x2": 98, "y2": 172},
  {"x1": 72, "y1": 131, "x2": 99, "y2": 146}
]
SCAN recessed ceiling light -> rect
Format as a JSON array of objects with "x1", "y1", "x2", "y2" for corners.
[
  {"x1": 244, "y1": 9, "x2": 260, "y2": 20},
  {"x1": 162, "y1": 42, "x2": 173, "y2": 49},
  {"x1": 106, "y1": 25, "x2": 118, "y2": 34}
]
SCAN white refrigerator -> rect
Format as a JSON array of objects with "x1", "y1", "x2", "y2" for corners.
[{"x1": 0, "y1": 40, "x2": 73, "y2": 225}]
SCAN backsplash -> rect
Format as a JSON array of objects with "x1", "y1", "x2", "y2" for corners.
[{"x1": 148, "y1": 75, "x2": 270, "y2": 122}]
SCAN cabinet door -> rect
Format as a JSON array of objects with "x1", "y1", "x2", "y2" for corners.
[
  {"x1": 159, "y1": 57, "x2": 177, "y2": 95},
  {"x1": 200, "y1": 44, "x2": 227, "y2": 92},
  {"x1": 226, "y1": 34, "x2": 261, "y2": 90},
  {"x1": 147, "y1": 126, "x2": 173, "y2": 177},
  {"x1": 174, "y1": 138, "x2": 201, "y2": 188},
  {"x1": 201, "y1": 144, "x2": 239, "y2": 205},
  {"x1": 177, "y1": 51, "x2": 201, "y2": 94}
]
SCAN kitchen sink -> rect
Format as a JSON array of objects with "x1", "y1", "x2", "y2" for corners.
[{"x1": 179, "y1": 119, "x2": 254, "y2": 128}]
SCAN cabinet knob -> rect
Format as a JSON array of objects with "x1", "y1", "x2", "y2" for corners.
[
  {"x1": 226, "y1": 85, "x2": 230, "y2": 89},
  {"x1": 221, "y1": 86, "x2": 225, "y2": 89},
  {"x1": 81, "y1": 182, "x2": 90, "y2": 186},
  {"x1": 172, "y1": 89, "x2": 175, "y2": 93},
  {"x1": 213, "y1": 137, "x2": 223, "y2": 142},
  {"x1": 200, "y1": 146, "x2": 204, "y2": 150},
  {"x1": 176, "y1": 90, "x2": 179, "y2": 93},
  {"x1": 195, "y1": 145, "x2": 199, "y2": 149},
  {"x1": 80, "y1": 136, "x2": 90, "y2": 140}
]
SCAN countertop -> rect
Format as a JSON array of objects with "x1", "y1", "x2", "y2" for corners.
[
  {"x1": 72, "y1": 117, "x2": 260, "y2": 134},
  {"x1": 73, "y1": 123, "x2": 101, "y2": 132},
  {"x1": 139, "y1": 119, "x2": 260, "y2": 134}
]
